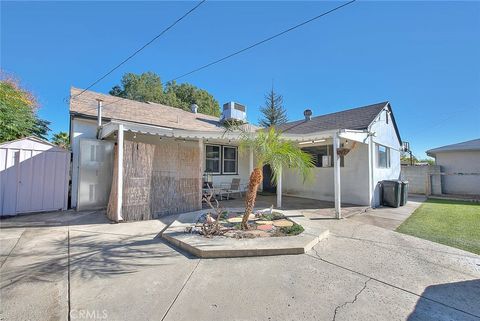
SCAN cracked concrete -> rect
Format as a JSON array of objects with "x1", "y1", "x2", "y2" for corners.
[
  {"x1": 1, "y1": 209, "x2": 479, "y2": 321},
  {"x1": 332, "y1": 278, "x2": 371, "y2": 321}
]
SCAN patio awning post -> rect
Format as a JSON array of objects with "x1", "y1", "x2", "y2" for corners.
[
  {"x1": 333, "y1": 133, "x2": 342, "y2": 219},
  {"x1": 276, "y1": 166, "x2": 282, "y2": 208},
  {"x1": 116, "y1": 124, "x2": 124, "y2": 222}
]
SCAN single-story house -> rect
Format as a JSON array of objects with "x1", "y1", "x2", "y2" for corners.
[
  {"x1": 426, "y1": 139, "x2": 480, "y2": 196},
  {"x1": 69, "y1": 87, "x2": 402, "y2": 222}
]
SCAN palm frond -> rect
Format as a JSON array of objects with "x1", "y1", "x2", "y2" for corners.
[{"x1": 239, "y1": 127, "x2": 314, "y2": 184}]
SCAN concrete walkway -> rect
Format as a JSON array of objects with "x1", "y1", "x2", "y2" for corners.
[
  {"x1": 1, "y1": 208, "x2": 479, "y2": 321},
  {"x1": 348, "y1": 195, "x2": 426, "y2": 230},
  {"x1": 217, "y1": 194, "x2": 369, "y2": 218}
]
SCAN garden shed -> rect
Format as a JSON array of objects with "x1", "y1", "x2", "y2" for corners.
[{"x1": 0, "y1": 136, "x2": 70, "y2": 216}]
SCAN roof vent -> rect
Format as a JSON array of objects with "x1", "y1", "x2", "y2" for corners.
[
  {"x1": 191, "y1": 103, "x2": 199, "y2": 114},
  {"x1": 304, "y1": 109, "x2": 312, "y2": 121},
  {"x1": 221, "y1": 102, "x2": 247, "y2": 122}
]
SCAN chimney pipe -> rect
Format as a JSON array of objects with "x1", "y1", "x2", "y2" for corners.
[
  {"x1": 191, "y1": 103, "x2": 198, "y2": 114},
  {"x1": 304, "y1": 109, "x2": 312, "y2": 121},
  {"x1": 96, "y1": 99, "x2": 103, "y2": 127}
]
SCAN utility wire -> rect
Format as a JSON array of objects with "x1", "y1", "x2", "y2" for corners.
[
  {"x1": 71, "y1": 0, "x2": 206, "y2": 100},
  {"x1": 168, "y1": 0, "x2": 356, "y2": 82}
]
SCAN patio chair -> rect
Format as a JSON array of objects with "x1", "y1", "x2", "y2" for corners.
[{"x1": 220, "y1": 178, "x2": 244, "y2": 200}]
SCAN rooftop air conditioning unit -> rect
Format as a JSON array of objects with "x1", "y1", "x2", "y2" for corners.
[{"x1": 221, "y1": 102, "x2": 247, "y2": 122}]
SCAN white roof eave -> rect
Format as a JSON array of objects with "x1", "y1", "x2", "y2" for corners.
[
  {"x1": 100, "y1": 120, "x2": 367, "y2": 144},
  {"x1": 100, "y1": 120, "x2": 245, "y2": 140}
]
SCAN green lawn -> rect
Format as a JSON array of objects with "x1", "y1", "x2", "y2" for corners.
[{"x1": 396, "y1": 199, "x2": 480, "y2": 255}]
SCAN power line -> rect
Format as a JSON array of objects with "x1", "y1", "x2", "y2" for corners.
[
  {"x1": 71, "y1": 0, "x2": 206, "y2": 100},
  {"x1": 168, "y1": 0, "x2": 356, "y2": 82}
]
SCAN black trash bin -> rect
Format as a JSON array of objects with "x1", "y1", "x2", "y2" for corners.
[
  {"x1": 382, "y1": 180, "x2": 402, "y2": 208},
  {"x1": 400, "y1": 181, "x2": 409, "y2": 206}
]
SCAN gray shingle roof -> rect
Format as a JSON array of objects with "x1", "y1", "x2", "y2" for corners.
[
  {"x1": 70, "y1": 87, "x2": 261, "y2": 132},
  {"x1": 277, "y1": 102, "x2": 389, "y2": 134},
  {"x1": 70, "y1": 87, "x2": 229, "y2": 132},
  {"x1": 427, "y1": 139, "x2": 480, "y2": 155}
]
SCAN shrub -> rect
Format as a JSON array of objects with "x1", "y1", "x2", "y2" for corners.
[
  {"x1": 260, "y1": 211, "x2": 284, "y2": 221},
  {"x1": 280, "y1": 224, "x2": 304, "y2": 236}
]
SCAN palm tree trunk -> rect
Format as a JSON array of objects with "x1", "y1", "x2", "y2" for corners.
[{"x1": 242, "y1": 167, "x2": 263, "y2": 229}]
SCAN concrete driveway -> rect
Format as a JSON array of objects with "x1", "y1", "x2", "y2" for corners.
[
  {"x1": 348, "y1": 195, "x2": 427, "y2": 230},
  {"x1": 1, "y1": 209, "x2": 479, "y2": 321}
]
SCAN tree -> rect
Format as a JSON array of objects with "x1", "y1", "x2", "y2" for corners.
[
  {"x1": 109, "y1": 72, "x2": 164, "y2": 102},
  {"x1": 258, "y1": 87, "x2": 288, "y2": 127},
  {"x1": 418, "y1": 158, "x2": 435, "y2": 165},
  {"x1": 0, "y1": 76, "x2": 50, "y2": 143},
  {"x1": 400, "y1": 153, "x2": 417, "y2": 165},
  {"x1": 51, "y1": 131, "x2": 70, "y2": 149},
  {"x1": 239, "y1": 127, "x2": 314, "y2": 229},
  {"x1": 164, "y1": 81, "x2": 221, "y2": 117},
  {"x1": 110, "y1": 72, "x2": 221, "y2": 117}
]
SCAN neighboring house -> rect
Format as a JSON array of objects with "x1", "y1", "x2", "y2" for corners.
[
  {"x1": 69, "y1": 87, "x2": 402, "y2": 221},
  {"x1": 0, "y1": 136, "x2": 70, "y2": 216},
  {"x1": 427, "y1": 139, "x2": 480, "y2": 196}
]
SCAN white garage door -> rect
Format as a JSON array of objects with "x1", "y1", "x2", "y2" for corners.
[{"x1": 0, "y1": 137, "x2": 70, "y2": 216}]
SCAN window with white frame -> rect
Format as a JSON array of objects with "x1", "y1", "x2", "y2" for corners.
[
  {"x1": 205, "y1": 145, "x2": 238, "y2": 174},
  {"x1": 222, "y1": 146, "x2": 238, "y2": 174},
  {"x1": 205, "y1": 145, "x2": 221, "y2": 174},
  {"x1": 376, "y1": 144, "x2": 391, "y2": 168}
]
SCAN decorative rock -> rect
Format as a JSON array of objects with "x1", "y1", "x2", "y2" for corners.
[
  {"x1": 257, "y1": 224, "x2": 274, "y2": 231},
  {"x1": 272, "y1": 219, "x2": 294, "y2": 227},
  {"x1": 227, "y1": 217, "x2": 243, "y2": 223},
  {"x1": 256, "y1": 220, "x2": 273, "y2": 225}
]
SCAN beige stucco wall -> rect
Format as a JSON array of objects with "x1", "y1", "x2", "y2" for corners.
[
  {"x1": 401, "y1": 165, "x2": 442, "y2": 195},
  {"x1": 435, "y1": 151, "x2": 480, "y2": 195}
]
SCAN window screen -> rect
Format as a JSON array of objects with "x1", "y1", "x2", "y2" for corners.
[
  {"x1": 205, "y1": 145, "x2": 220, "y2": 174},
  {"x1": 223, "y1": 146, "x2": 237, "y2": 174},
  {"x1": 376, "y1": 144, "x2": 391, "y2": 168}
]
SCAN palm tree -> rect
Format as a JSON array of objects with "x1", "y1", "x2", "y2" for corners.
[
  {"x1": 239, "y1": 127, "x2": 314, "y2": 229},
  {"x1": 51, "y1": 131, "x2": 70, "y2": 149}
]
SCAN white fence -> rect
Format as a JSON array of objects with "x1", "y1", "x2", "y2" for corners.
[{"x1": 0, "y1": 137, "x2": 70, "y2": 216}]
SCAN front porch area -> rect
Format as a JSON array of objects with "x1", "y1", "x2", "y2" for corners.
[
  {"x1": 210, "y1": 194, "x2": 369, "y2": 219},
  {"x1": 98, "y1": 119, "x2": 373, "y2": 223}
]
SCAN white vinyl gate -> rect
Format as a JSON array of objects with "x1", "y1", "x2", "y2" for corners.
[{"x1": 0, "y1": 137, "x2": 70, "y2": 216}]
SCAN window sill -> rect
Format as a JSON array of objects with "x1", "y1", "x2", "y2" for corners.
[{"x1": 212, "y1": 173, "x2": 239, "y2": 176}]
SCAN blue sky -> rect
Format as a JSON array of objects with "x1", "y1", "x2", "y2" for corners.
[{"x1": 2, "y1": 1, "x2": 479, "y2": 158}]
